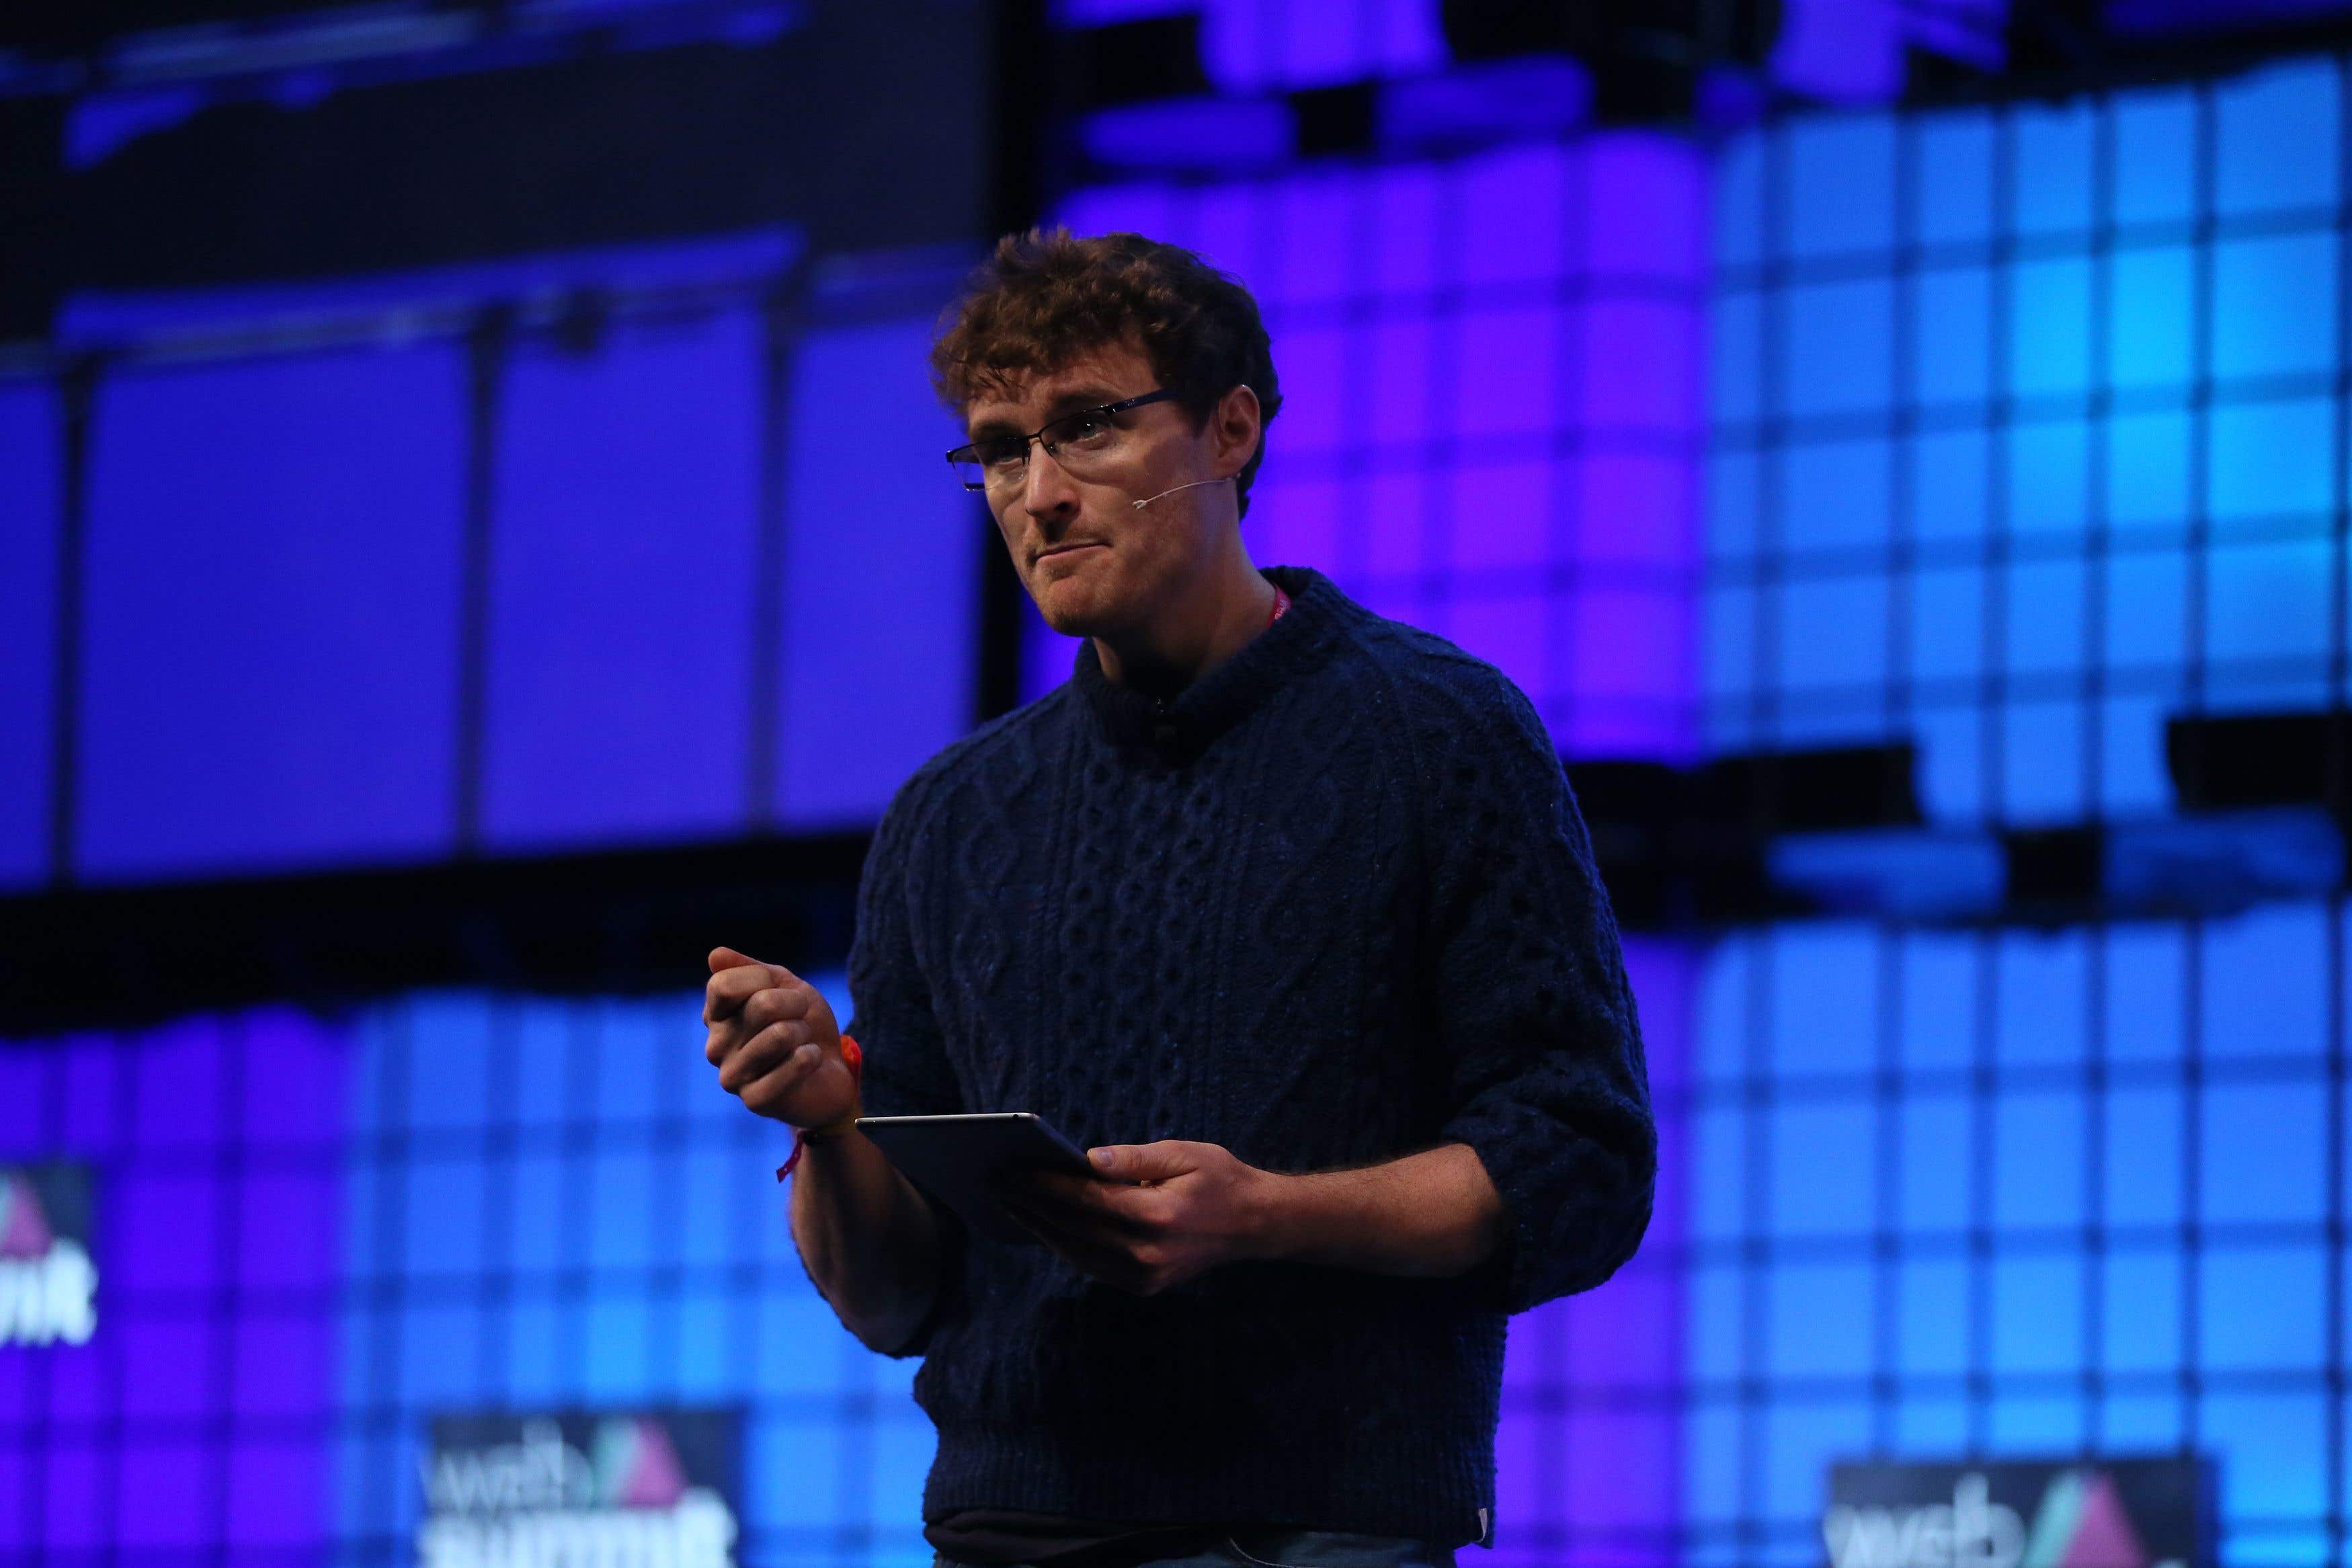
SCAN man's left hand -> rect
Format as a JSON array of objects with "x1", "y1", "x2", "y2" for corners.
[{"x1": 987, "y1": 1140, "x2": 1275, "y2": 1296}]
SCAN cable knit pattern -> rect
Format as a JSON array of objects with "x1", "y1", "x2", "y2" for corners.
[{"x1": 845, "y1": 565, "x2": 1656, "y2": 1547}]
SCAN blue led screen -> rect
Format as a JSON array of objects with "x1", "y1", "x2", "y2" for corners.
[
  {"x1": 1051, "y1": 0, "x2": 1445, "y2": 92},
  {"x1": 1051, "y1": 0, "x2": 1997, "y2": 108},
  {"x1": 1008, "y1": 38, "x2": 2351, "y2": 1567},
  {"x1": 9, "y1": 912, "x2": 2344, "y2": 1560},
  {"x1": 73, "y1": 345, "x2": 471, "y2": 884},
  {"x1": 331, "y1": 981, "x2": 941, "y2": 1566},
  {"x1": 0, "y1": 1008, "x2": 349, "y2": 1556},
  {"x1": 0, "y1": 944, "x2": 1689, "y2": 1563},
  {"x1": 9, "y1": 245, "x2": 989, "y2": 884},
  {"x1": 777, "y1": 315, "x2": 981, "y2": 832},
  {"x1": 1192, "y1": 0, "x2": 1445, "y2": 92},
  {"x1": 1682, "y1": 910, "x2": 2349, "y2": 1566},
  {"x1": 483, "y1": 310, "x2": 766, "y2": 852},
  {"x1": 1035, "y1": 134, "x2": 1707, "y2": 766},
  {"x1": 0, "y1": 979, "x2": 944, "y2": 1565},
  {"x1": 0, "y1": 381, "x2": 59, "y2": 891},
  {"x1": 9, "y1": 19, "x2": 2352, "y2": 1567},
  {"x1": 1709, "y1": 54, "x2": 2352, "y2": 823},
  {"x1": 1689, "y1": 47, "x2": 2352, "y2": 1565}
]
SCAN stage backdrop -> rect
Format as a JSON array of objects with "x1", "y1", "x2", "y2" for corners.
[
  {"x1": 5, "y1": 15, "x2": 2352, "y2": 1568},
  {"x1": 0, "y1": 253, "x2": 982, "y2": 891},
  {"x1": 1015, "y1": 38, "x2": 2352, "y2": 1568}
]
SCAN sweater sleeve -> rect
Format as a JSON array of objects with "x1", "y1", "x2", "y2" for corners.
[
  {"x1": 846, "y1": 772, "x2": 963, "y2": 1123},
  {"x1": 1409, "y1": 659, "x2": 1656, "y2": 1316},
  {"x1": 838, "y1": 771, "x2": 968, "y2": 1358}
]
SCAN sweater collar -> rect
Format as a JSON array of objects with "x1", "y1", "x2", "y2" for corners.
[{"x1": 1071, "y1": 565, "x2": 1344, "y2": 761}]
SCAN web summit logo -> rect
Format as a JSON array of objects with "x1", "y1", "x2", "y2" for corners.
[
  {"x1": 419, "y1": 1410, "x2": 742, "y2": 1568},
  {"x1": 0, "y1": 1165, "x2": 97, "y2": 1349},
  {"x1": 1825, "y1": 1456, "x2": 2208, "y2": 1568}
]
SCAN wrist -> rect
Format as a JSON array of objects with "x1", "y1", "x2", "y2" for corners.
[
  {"x1": 1238, "y1": 1167, "x2": 1298, "y2": 1264},
  {"x1": 799, "y1": 1100, "x2": 864, "y2": 1144},
  {"x1": 797, "y1": 1033, "x2": 866, "y2": 1143},
  {"x1": 776, "y1": 1034, "x2": 864, "y2": 1182}
]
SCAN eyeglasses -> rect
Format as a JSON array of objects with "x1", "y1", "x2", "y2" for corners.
[{"x1": 946, "y1": 388, "x2": 1181, "y2": 493}]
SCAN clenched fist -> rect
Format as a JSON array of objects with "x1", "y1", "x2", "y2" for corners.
[{"x1": 702, "y1": 946, "x2": 860, "y2": 1128}]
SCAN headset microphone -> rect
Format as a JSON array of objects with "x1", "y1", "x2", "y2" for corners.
[{"x1": 1130, "y1": 476, "x2": 1233, "y2": 510}]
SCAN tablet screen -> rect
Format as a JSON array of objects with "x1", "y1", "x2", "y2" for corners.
[{"x1": 856, "y1": 1112, "x2": 1093, "y2": 1247}]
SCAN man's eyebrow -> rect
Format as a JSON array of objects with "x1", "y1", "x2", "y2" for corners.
[
  {"x1": 1045, "y1": 383, "x2": 1123, "y2": 416},
  {"x1": 969, "y1": 383, "x2": 1127, "y2": 441}
]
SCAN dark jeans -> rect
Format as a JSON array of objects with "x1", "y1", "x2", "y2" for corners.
[{"x1": 935, "y1": 1530, "x2": 1459, "y2": 1568}]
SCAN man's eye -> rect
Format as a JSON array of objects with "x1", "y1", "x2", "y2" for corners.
[
  {"x1": 1057, "y1": 413, "x2": 1113, "y2": 446},
  {"x1": 977, "y1": 440, "x2": 1026, "y2": 468}
]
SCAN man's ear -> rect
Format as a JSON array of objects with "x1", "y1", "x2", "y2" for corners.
[{"x1": 1212, "y1": 383, "x2": 1262, "y2": 479}]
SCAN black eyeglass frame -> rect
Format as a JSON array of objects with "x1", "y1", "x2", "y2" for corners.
[{"x1": 944, "y1": 388, "x2": 1182, "y2": 491}]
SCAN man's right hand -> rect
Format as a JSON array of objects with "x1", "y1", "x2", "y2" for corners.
[{"x1": 702, "y1": 946, "x2": 860, "y2": 1128}]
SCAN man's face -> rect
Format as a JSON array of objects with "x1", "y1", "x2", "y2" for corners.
[{"x1": 963, "y1": 338, "x2": 1226, "y2": 638}]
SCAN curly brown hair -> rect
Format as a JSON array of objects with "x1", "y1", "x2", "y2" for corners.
[{"x1": 930, "y1": 227, "x2": 1283, "y2": 518}]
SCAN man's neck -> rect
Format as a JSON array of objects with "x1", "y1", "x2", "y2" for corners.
[{"x1": 1094, "y1": 563, "x2": 1280, "y2": 704}]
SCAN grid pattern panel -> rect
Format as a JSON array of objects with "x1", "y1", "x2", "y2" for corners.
[
  {"x1": 1, "y1": 981, "x2": 936, "y2": 1565},
  {"x1": 0, "y1": 1009, "x2": 348, "y2": 1563},
  {"x1": 1709, "y1": 54, "x2": 2352, "y2": 824},
  {"x1": 1682, "y1": 911, "x2": 2351, "y2": 1566},
  {"x1": 333, "y1": 981, "x2": 936, "y2": 1567},
  {"x1": 1030, "y1": 134, "x2": 1706, "y2": 766},
  {"x1": 1703, "y1": 51, "x2": 2352, "y2": 1562}
]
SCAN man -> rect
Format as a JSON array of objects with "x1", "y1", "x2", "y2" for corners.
[{"x1": 701, "y1": 230, "x2": 1655, "y2": 1568}]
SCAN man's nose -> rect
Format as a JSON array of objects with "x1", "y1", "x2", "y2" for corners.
[{"x1": 1022, "y1": 445, "x2": 1080, "y2": 518}]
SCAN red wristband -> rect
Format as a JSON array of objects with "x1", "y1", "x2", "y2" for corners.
[{"x1": 776, "y1": 1032, "x2": 863, "y2": 1182}]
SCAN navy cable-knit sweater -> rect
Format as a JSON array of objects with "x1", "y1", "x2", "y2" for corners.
[{"x1": 840, "y1": 564, "x2": 1656, "y2": 1549}]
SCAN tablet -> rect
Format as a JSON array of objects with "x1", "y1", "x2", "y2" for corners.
[{"x1": 856, "y1": 1112, "x2": 1096, "y2": 1247}]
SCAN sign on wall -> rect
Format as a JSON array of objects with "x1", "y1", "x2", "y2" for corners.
[
  {"x1": 418, "y1": 1409, "x2": 744, "y2": 1568},
  {"x1": 0, "y1": 1163, "x2": 97, "y2": 1348},
  {"x1": 1824, "y1": 1456, "x2": 2211, "y2": 1568}
]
